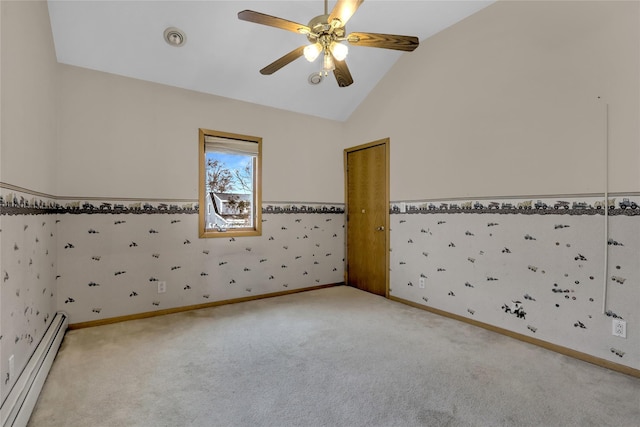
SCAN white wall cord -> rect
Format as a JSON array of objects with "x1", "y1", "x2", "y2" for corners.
[{"x1": 602, "y1": 102, "x2": 609, "y2": 314}]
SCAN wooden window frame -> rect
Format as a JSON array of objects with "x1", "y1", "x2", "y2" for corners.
[{"x1": 198, "y1": 128, "x2": 262, "y2": 238}]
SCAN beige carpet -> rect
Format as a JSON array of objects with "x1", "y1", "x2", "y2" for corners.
[{"x1": 28, "y1": 286, "x2": 640, "y2": 427}]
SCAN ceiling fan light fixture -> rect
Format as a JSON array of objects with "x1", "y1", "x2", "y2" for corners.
[
  {"x1": 237, "y1": 0, "x2": 419, "y2": 88},
  {"x1": 303, "y1": 43, "x2": 322, "y2": 62},
  {"x1": 329, "y1": 42, "x2": 348, "y2": 61}
]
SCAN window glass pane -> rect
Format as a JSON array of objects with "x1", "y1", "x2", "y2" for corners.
[{"x1": 205, "y1": 151, "x2": 254, "y2": 230}]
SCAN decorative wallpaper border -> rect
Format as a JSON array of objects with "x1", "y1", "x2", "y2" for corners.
[
  {"x1": 390, "y1": 195, "x2": 640, "y2": 216},
  {"x1": 0, "y1": 200, "x2": 198, "y2": 215},
  {"x1": 263, "y1": 203, "x2": 344, "y2": 214},
  {"x1": 0, "y1": 188, "x2": 344, "y2": 216}
]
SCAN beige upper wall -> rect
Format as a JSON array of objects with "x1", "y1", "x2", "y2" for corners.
[
  {"x1": 345, "y1": 0, "x2": 640, "y2": 200},
  {"x1": 1, "y1": 2, "x2": 345, "y2": 203},
  {"x1": 56, "y1": 64, "x2": 345, "y2": 202},
  {"x1": 1, "y1": 0, "x2": 59, "y2": 195},
  {"x1": 3, "y1": 1, "x2": 638, "y2": 202}
]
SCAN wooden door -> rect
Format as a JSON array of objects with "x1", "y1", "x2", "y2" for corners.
[{"x1": 344, "y1": 139, "x2": 389, "y2": 297}]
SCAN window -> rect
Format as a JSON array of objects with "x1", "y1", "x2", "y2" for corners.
[{"x1": 199, "y1": 129, "x2": 262, "y2": 238}]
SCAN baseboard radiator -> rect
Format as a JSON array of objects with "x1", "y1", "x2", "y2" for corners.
[{"x1": 1, "y1": 312, "x2": 68, "y2": 427}]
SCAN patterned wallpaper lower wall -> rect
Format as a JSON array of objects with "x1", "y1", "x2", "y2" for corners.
[
  {"x1": 53, "y1": 201, "x2": 345, "y2": 324},
  {"x1": 0, "y1": 190, "x2": 58, "y2": 404},
  {"x1": 390, "y1": 195, "x2": 639, "y2": 370},
  {"x1": 2, "y1": 186, "x2": 638, "y2": 397}
]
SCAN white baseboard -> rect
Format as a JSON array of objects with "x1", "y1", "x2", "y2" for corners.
[{"x1": 1, "y1": 312, "x2": 68, "y2": 427}]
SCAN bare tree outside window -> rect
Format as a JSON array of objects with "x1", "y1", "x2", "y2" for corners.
[
  {"x1": 233, "y1": 162, "x2": 253, "y2": 194},
  {"x1": 206, "y1": 159, "x2": 233, "y2": 194}
]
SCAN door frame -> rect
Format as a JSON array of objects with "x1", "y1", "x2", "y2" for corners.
[{"x1": 343, "y1": 138, "x2": 390, "y2": 298}]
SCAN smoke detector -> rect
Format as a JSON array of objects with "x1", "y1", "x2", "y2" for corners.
[
  {"x1": 308, "y1": 72, "x2": 323, "y2": 85},
  {"x1": 164, "y1": 27, "x2": 187, "y2": 47}
]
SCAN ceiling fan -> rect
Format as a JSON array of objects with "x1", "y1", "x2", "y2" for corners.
[{"x1": 238, "y1": 0, "x2": 419, "y2": 87}]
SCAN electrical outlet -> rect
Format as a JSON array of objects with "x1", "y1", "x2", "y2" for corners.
[
  {"x1": 157, "y1": 281, "x2": 167, "y2": 294},
  {"x1": 9, "y1": 355, "x2": 14, "y2": 382},
  {"x1": 612, "y1": 319, "x2": 626, "y2": 338},
  {"x1": 419, "y1": 277, "x2": 426, "y2": 289}
]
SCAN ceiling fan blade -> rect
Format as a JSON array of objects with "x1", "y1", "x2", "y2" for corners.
[
  {"x1": 333, "y1": 58, "x2": 354, "y2": 87},
  {"x1": 347, "y1": 32, "x2": 419, "y2": 52},
  {"x1": 238, "y1": 10, "x2": 310, "y2": 35},
  {"x1": 259, "y1": 46, "x2": 306, "y2": 75},
  {"x1": 328, "y1": 0, "x2": 364, "y2": 27}
]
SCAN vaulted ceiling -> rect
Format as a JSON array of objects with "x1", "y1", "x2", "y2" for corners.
[{"x1": 47, "y1": 1, "x2": 494, "y2": 121}]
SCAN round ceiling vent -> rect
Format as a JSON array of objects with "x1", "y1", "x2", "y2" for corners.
[
  {"x1": 164, "y1": 27, "x2": 187, "y2": 47},
  {"x1": 308, "y1": 72, "x2": 323, "y2": 85}
]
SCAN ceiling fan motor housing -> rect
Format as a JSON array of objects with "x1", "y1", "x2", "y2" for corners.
[{"x1": 306, "y1": 14, "x2": 345, "y2": 44}]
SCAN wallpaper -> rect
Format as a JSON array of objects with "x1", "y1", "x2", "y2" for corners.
[
  {"x1": 0, "y1": 190, "x2": 58, "y2": 403},
  {"x1": 54, "y1": 201, "x2": 345, "y2": 324},
  {"x1": 390, "y1": 195, "x2": 639, "y2": 370}
]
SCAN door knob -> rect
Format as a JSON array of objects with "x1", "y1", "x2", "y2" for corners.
[{"x1": 376, "y1": 226, "x2": 385, "y2": 231}]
